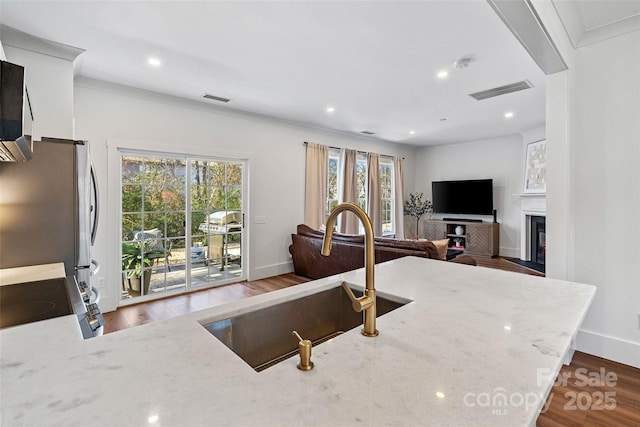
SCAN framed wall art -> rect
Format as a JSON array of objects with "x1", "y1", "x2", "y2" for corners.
[{"x1": 524, "y1": 139, "x2": 546, "y2": 194}]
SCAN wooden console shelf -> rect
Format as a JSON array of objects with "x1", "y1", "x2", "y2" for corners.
[{"x1": 423, "y1": 219, "x2": 499, "y2": 257}]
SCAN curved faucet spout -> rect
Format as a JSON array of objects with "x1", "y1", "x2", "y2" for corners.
[
  {"x1": 321, "y1": 203, "x2": 378, "y2": 337},
  {"x1": 321, "y1": 203, "x2": 374, "y2": 290}
]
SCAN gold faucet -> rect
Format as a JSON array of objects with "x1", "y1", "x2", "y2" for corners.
[{"x1": 321, "y1": 203, "x2": 378, "y2": 337}]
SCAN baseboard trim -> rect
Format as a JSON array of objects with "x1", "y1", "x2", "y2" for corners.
[
  {"x1": 499, "y1": 247, "x2": 520, "y2": 258},
  {"x1": 250, "y1": 261, "x2": 293, "y2": 281},
  {"x1": 576, "y1": 328, "x2": 640, "y2": 369}
]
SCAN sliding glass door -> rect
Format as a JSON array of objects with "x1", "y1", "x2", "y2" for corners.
[
  {"x1": 190, "y1": 160, "x2": 244, "y2": 288},
  {"x1": 120, "y1": 152, "x2": 246, "y2": 302}
]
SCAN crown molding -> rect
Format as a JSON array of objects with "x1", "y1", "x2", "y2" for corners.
[{"x1": 0, "y1": 24, "x2": 84, "y2": 62}]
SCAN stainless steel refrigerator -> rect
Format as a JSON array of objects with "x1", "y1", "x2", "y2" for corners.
[{"x1": 0, "y1": 138, "x2": 99, "y2": 288}]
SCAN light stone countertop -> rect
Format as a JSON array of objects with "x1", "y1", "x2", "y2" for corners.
[
  {"x1": 0, "y1": 262, "x2": 65, "y2": 286},
  {"x1": 0, "y1": 257, "x2": 595, "y2": 427}
]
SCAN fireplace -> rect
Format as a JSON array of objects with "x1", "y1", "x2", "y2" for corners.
[
  {"x1": 520, "y1": 206, "x2": 545, "y2": 263},
  {"x1": 530, "y1": 216, "x2": 546, "y2": 265}
]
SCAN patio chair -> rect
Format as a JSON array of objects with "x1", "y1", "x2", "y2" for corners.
[{"x1": 134, "y1": 229, "x2": 173, "y2": 272}]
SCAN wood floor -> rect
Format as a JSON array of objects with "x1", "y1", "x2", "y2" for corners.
[
  {"x1": 103, "y1": 256, "x2": 540, "y2": 333},
  {"x1": 102, "y1": 272, "x2": 309, "y2": 333},
  {"x1": 102, "y1": 257, "x2": 639, "y2": 425},
  {"x1": 537, "y1": 352, "x2": 640, "y2": 427}
]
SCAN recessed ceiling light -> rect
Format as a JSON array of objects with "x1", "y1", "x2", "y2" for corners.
[
  {"x1": 326, "y1": 106, "x2": 335, "y2": 113},
  {"x1": 148, "y1": 57, "x2": 161, "y2": 67},
  {"x1": 436, "y1": 70, "x2": 449, "y2": 79},
  {"x1": 409, "y1": 130, "x2": 416, "y2": 135},
  {"x1": 436, "y1": 391, "x2": 445, "y2": 399},
  {"x1": 504, "y1": 112, "x2": 514, "y2": 119}
]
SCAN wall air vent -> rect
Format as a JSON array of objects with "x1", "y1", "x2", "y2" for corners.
[
  {"x1": 360, "y1": 131, "x2": 375, "y2": 135},
  {"x1": 469, "y1": 80, "x2": 533, "y2": 101},
  {"x1": 203, "y1": 93, "x2": 231, "y2": 103}
]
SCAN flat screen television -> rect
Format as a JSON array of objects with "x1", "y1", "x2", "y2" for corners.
[{"x1": 432, "y1": 179, "x2": 493, "y2": 215}]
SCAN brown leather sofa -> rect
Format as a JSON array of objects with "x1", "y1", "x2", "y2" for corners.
[{"x1": 289, "y1": 224, "x2": 476, "y2": 279}]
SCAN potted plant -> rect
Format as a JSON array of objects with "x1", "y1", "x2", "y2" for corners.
[
  {"x1": 122, "y1": 241, "x2": 164, "y2": 295},
  {"x1": 404, "y1": 192, "x2": 433, "y2": 239}
]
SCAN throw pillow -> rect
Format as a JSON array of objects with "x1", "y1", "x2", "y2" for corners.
[{"x1": 431, "y1": 238, "x2": 450, "y2": 261}]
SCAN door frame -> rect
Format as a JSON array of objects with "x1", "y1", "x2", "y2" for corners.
[{"x1": 106, "y1": 137, "x2": 250, "y2": 308}]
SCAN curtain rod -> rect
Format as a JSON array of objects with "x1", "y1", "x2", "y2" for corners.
[{"x1": 303, "y1": 141, "x2": 404, "y2": 160}]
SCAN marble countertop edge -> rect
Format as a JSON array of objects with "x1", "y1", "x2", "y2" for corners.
[{"x1": 0, "y1": 257, "x2": 596, "y2": 427}]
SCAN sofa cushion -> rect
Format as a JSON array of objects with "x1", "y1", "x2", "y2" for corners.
[
  {"x1": 375, "y1": 237, "x2": 440, "y2": 260},
  {"x1": 296, "y1": 224, "x2": 443, "y2": 260},
  {"x1": 296, "y1": 223, "x2": 364, "y2": 244}
]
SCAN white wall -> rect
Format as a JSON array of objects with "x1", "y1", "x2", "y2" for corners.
[
  {"x1": 520, "y1": 127, "x2": 545, "y2": 151},
  {"x1": 570, "y1": 32, "x2": 640, "y2": 368},
  {"x1": 3, "y1": 46, "x2": 74, "y2": 140},
  {"x1": 413, "y1": 134, "x2": 523, "y2": 256},
  {"x1": 73, "y1": 77, "x2": 416, "y2": 312},
  {"x1": 534, "y1": 1, "x2": 640, "y2": 368},
  {"x1": 531, "y1": 0, "x2": 577, "y2": 282}
]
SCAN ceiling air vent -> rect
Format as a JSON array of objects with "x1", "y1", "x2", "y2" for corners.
[
  {"x1": 203, "y1": 93, "x2": 230, "y2": 103},
  {"x1": 360, "y1": 131, "x2": 375, "y2": 135},
  {"x1": 469, "y1": 80, "x2": 533, "y2": 101}
]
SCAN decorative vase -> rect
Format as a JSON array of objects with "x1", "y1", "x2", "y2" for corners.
[{"x1": 455, "y1": 225, "x2": 464, "y2": 236}]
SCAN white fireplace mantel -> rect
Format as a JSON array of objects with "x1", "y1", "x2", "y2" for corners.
[{"x1": 519, "y1": 194, "x2": 546, "y2": 261}]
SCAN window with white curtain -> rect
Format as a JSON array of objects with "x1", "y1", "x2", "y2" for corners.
[{"x1": 326, "y1": 149, "x2": 395, "y2": 236}]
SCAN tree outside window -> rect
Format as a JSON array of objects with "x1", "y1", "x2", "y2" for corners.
[
  {"x1": 356, "y1": 156, "x2": 367, "y2": 212},
  {"x1": 326, "y1": 151, "x2": 339, "y2": 222},
  {"x1": 380, "y1": 161, "x2": 394, "y2": 235}
]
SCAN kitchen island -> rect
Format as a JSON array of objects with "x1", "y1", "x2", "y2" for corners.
[{"x1": 0, "y1": 257, "x2": 595, "y2": 426}]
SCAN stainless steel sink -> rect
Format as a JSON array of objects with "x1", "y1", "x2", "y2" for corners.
[{"x1": 202, "y1": 282, "x2": 411, "y2": 372}]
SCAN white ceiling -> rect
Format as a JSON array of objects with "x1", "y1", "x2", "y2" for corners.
[
  {"x1": 577, "y1": 0, "x2": 640, "y2": 31},
  {"x1": 552, "y1": 0, "x2": 640, "y2": 48},
  {"x1": 1, "y1": 1, "x2": 552, "y2": 146}
]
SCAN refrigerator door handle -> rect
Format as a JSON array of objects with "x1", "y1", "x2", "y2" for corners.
[
  {"x1": 90, "y1": 286, "x2": 101, "y2": 305},
  {"x1": 90, "y1": 259, "x2": 100, "y2": 276},
  {"x1": 90, "y1": 162, "x2": 99, "y2": 245}
]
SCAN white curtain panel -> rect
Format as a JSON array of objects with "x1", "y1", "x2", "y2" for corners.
[
  {"x1": 393, "y1": 156, "x2": 405, "y2": 240},
  {"x1": 367, "y1": 152, "x2": 382, "y2": 236},
  {"x1": 304, "y1": 142, "x2": 328, "y2": 229},
  {"x1": 338, "y1": 148, "x2": 359, "y2": 234}
]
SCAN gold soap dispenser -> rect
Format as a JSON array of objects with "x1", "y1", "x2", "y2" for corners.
[{"x1": 292, "y1": 331, "x2": 314, "y2": 371}]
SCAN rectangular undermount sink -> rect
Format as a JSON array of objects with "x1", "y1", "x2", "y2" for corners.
[{"x1": 202, "y1": 282, "x2": 411, "y2": 372}]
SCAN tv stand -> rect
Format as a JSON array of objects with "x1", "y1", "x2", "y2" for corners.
[
  {"x1": 423, "y1": 219, "x2": 499, "y2": 257},
  {"x1": 442, "y1": 217, "x2": 483, "y2": 223}
]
